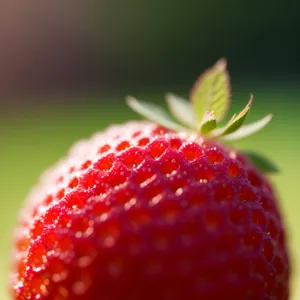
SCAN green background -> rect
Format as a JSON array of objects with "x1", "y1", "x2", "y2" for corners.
[{"x1": 0, "y1": 87, "x2": 299, "y2": 299}]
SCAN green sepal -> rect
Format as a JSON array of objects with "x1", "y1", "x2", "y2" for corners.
[
  {"x1": 199, "y1": 111, "x2": 217, "y2": 134},
  {"x1": 190, "y1": 58, "x2": 231, "y2": 123},
  {"x1": 166, "y1": 93, "x2": 196, "y2": 128},
  {"x1": 222, "y1": 114, "x2": 272, "y2": 141},
  {"x1": 126, "y1": 96, "x2": 185, "y2": 131},
  {"x1": 243, "y1": 151, "x2": 279, "y2": 173},
  {"x1": 212, "y1": 95, "x2": 253, "y2": 137}
]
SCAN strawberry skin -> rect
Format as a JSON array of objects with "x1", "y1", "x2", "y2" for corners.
[{"x1": 11, "y1": 121, "x2": 289, "y2": 300}]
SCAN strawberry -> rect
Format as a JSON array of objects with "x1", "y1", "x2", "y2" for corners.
[{"x1": 11, "y1": 59, "x2": 289, "y2": 300}]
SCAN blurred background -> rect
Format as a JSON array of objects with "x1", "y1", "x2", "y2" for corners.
[{"x1": 0, "y1": 0, "x2": 299, "y2": 298}]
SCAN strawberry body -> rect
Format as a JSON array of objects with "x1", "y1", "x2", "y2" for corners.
[{"x1": 11, "y1": 121, "x2": 289, "y2": 300}]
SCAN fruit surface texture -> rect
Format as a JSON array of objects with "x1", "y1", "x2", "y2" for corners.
[{"x1": 11, "y1": 121, "x2": 289, "y2": 300}]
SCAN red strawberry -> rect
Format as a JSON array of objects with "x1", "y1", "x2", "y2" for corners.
[{"x1": 11, "y1": 59, "x2": 289, "y2": 300}]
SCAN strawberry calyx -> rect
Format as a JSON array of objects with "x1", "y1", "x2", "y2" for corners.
[{"x1": 127, "y1": 59, "x2": 278, "y2": 173}]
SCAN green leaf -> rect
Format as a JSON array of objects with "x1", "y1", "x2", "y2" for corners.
[
  {"x1": 126, "y1": 96, "x2": 185, "y2": 131},
  {"x1": 212, "y1": 95, "x2": 253, "y2": 137},
  {"x1": 222, "y1": 95, "x2": 253, "y2": 135},
  {"x1": 222, "y1": 114, "x2": 273, "y2": 141},
  {"x1": 243, "y1": 151, "x2": 279, "y2": 173},
  {"x1": 166, "y1": 93, "x2": 196, "y2": 128},
  {"x1": 199, "y1": 111, "x2": 217, "y2": 134},
  {"x1": 190, "y1": 58, "x2": 231, "y2": 123}
]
